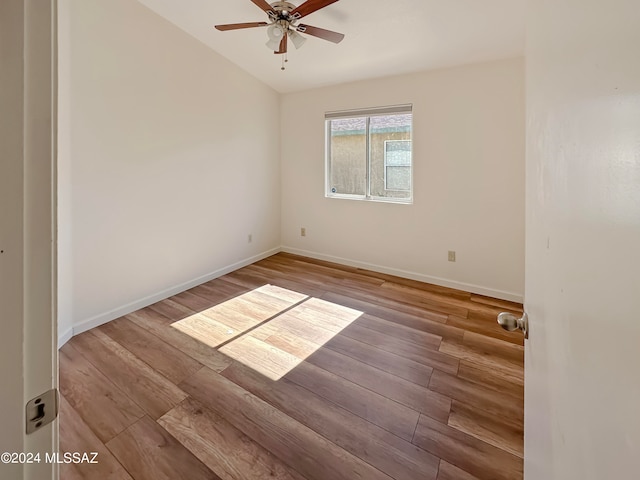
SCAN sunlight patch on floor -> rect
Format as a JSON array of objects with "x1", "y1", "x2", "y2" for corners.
[
  {"x1": 170, "y1": 285, "x2": 362, "y2": 380},
  {"x1": 170, "y1": 284, "x2": 308, "y2": 348},
  {"x1": 221, "y1": 296, "x2": 363, "y2": 380}
]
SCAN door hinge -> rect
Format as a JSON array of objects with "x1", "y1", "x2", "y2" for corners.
[{"x1": 26, "y1": 388, "x2": 58, "y2": 434}]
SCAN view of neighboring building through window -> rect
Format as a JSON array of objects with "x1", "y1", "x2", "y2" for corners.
[{"x1": 326, "y1": 105, "x2": 412, "y2": 202}]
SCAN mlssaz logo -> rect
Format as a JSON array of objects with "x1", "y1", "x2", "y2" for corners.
[{"x1": 45, "y1": 452, "x2": 99, "y2": 464}]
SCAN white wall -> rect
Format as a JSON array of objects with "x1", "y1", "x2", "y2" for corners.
[
  {"x1": 280, "y1": 58, "x2": 525, "y2": 301},
  {"x1": 525, "y1": 0, "x2": 640, "y2": 478},
  {"x1": 58, "y1": 0, "x2": 281, "y2": 342}
]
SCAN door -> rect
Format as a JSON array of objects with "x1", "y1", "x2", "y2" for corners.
[
  {"x1": 0, "y1": 1, "x2": 58, "y2": 479},
  {"x1": 524, "y1": 0, "x2": 640, "y2": 478}
]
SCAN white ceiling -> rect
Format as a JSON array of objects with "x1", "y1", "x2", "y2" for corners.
[{"x1": 137, "y1": 0, "x2": 526, "y2": 93}]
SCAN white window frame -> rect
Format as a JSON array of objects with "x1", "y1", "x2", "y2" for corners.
[{"x1": 325, "y1": 104, "x2": 413, "y2": 204}]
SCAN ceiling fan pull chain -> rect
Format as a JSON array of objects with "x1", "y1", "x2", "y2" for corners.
[{"x1": 281, "y1": 55, "x2": 285, "y2": 71}]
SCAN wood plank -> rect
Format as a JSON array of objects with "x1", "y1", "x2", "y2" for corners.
[
  {"x1": 429, "y1": 370, "x2": 523, "y2": 429},
  {"x1": 58, "y1": 394, "x2": 133, "y2": 480},
  {"x1": 220, "y1": 334, "x2": 301, "y2": 380},
  {"x1": 147, "y1": 296, "x2": 253, "y2": 349},
  {"x1": 175, "y1": 285, "x2": 308, "y2": 334},
  {"x1": 339, "y1": 277, "x2": 456, "y2": 323},
  {"x1": 324, "y1": 333, "x2": 435, "y2": 387},
  {"x1": 221, "y1": 268, "x2": 326, "y2": 298},
  {"x1": 221, "y1": 361, "x2": 439, "y2": 480},
  {"x1": 276, "y1": 251, "x2": 361, "y2": 274},
  {"x1": 460, "y1": 331, "x2": 524, "y2": 365},
  {"x1": 59, "y1": 343, "x2": 144, "y2": 443},
  {"x1": 189, "y1": 286, "x2": 304, "y2": 322},
  {"x1": 125, "y1": 308, "x2": 232, "y2": 373},
  {"x1": 69, "y1": 331, "x2": 187, "y2": 420},
  {"x1": 244, "y1": 264, "x2": 329, "y2": 295},
  {"x1": 181, "y1": 367, "x2": 395, "y2": 480},
  {"x1": 265, "y1": 332, "x2": 450, "y2": 422},
  {"x1": 321, "y1": 291, "x2": 463, "y2": 340},
  {"x1": 290, "y1": 296, "x2": 363, "y2": 330},
  {"x1": 469, "y1": 294, "x2": 523, "y2": 312},
  {"x1": 270, "y1": 256, "x2": 460, "y2": 321},
  {"x1": 256, "y1": 283, "x2": 314, "y2": 304},
  {"x1": 345, "y1": 266, "x2": 472, "y2": 300},
  {"x1": 448, "y1": 400, "x2": 523, "y2": 458},
  {"x1": 324, "y1": 284, "x2": 459, "y2": 320},
  {"x1": 446, "y1": 314, "x2": 523, "y2": 345},
  {"x1": 106, "y1": 416, "x2": 220, "y2": 480},
  {"x1": 465, "y1": 302, "x2": 523, "y2": 321},
  {"x1": 248, "y1": 262, "x2": 329, "y2": 290},
  {"x1": 98, "y1": 317, "x2": 202, "y2": 384},
  {"x1": 258, "y1": 256, "x2": 357, "y2": 284},
  {"x1": 168, "y1": 306, "x2": 244, "y2": 347},
  {"x1": 413, "y1": 415, "x2": 523, "y2": 480},
  {"x1": 356, "y1": 313, "x2": 444, "y2": 348},
  {"x1": 283, "y1": 356, "x2": 421, "y2": 442},
  {"x1": 262, "y1": 326, "x2": 322, "y2": 357},
  {"x1": 217, "y1": 269, "x2": 272, "y2": 289},
  {"x1": 304, "y1": 344, "x2": 448, "y2": 422},
  {"x1": 467, "y1": 308, "x2": 518, "y2": 325},
  {"x1": 339, "y1": 324, "x2": 458, "y2": 374},
  {"x1": 437, "y1": 460, "x2": 480, "y2": 480},
  {"x1": 254, "y1": 309, "x2": 340, "y2": 346},
  {"x1": 262, "y1": 253, "x2": 371, "y2": 281},
  {"x1": 457, "y1": 361, "x2": 523, "y2": 398},
  {"x1": 374, "y1": 282, "x2": 472, "y2": 317},
  {"x1": 147, "y1": 297, "x2": 193, "y2": 320},
  {"x1": 163, "y1": 294, "x2": 258, "y2": 335},
  {"x1": 188, "y1": 277, "x2": 249, "y2": 304},
  {"x1": 159, "y1": 398, "x2": 306, "y2": 480},
  {"x1": 439, "y1": 338, "x2": 523, "y2": 385}
]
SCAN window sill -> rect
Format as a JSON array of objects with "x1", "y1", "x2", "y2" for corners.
[{"x1": 325, "y1": 194, "x2": 413, "y2": 205}]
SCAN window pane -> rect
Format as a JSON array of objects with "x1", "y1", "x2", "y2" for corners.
[
  {"x1": 386, "y1": 166, "x2": 411, "y2": 191},
  {"x1": 328, "y1": 118, "x2": 366, "y2": 196},
  {"x1": 385, "y1": 140, "x2": 412, "y2": 166},
  {"x1": 369, "y1": 114, "x2": 412, "y2": 199}
]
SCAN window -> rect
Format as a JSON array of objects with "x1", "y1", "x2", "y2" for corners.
[{"x1": 325, "y1": 105, "x2": 412, "y2": 203}]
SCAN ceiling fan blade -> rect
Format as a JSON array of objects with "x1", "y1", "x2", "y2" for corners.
[
  {"x1": 274, "y1": 33, "x2": 288, "y2": 54},
  {"x1": 215, "y1": 22, "x2": 269, "y2": 31},
  {"x1": 297, "y1": 24, "x2": 344, "y2": 43},
  {"x1": 290, "y1": 0, "x2": 340, "y2": 19},
  {"x1": 250, "y1": 0, "x2": 276, "y2": 16}
]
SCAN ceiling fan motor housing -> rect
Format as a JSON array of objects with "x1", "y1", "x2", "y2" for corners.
[{"x1": 270, "y1": 1, "x2": 300, "y2": 19}]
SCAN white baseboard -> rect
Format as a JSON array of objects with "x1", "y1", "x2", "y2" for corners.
[
  {"x1": 58, "y1": 247, "x2": 281, "y2": 348},
  {"x1": 281, "y1": 246, "x2": 524, "y2": 303},
  {"x1": 58, "y1": 326, "x2": 74, "y2": 349}
]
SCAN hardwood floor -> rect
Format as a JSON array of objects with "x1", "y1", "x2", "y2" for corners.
[{"x1": 59, "y1": 252, "x2": 524, "y2": 480}]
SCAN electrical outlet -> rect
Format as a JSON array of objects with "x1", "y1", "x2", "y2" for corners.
[
  {"x1": 448, "y1": 251, "x2": 456, "y2": 262},
  {"x1": 248, "y1": 234, "x2": 252, "y2": 243},
  {"x1": 301, "y1": 227, "x2": 306, "y2": 237}
]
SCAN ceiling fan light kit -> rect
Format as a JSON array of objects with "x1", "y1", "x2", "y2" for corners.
[{"x1": 214, "y1": 0, "x2": 344, "y2": 70}]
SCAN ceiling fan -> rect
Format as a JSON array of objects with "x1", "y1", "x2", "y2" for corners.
[{"x1": 214, "y1": 0, "x2": 345, "y2": 69}]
